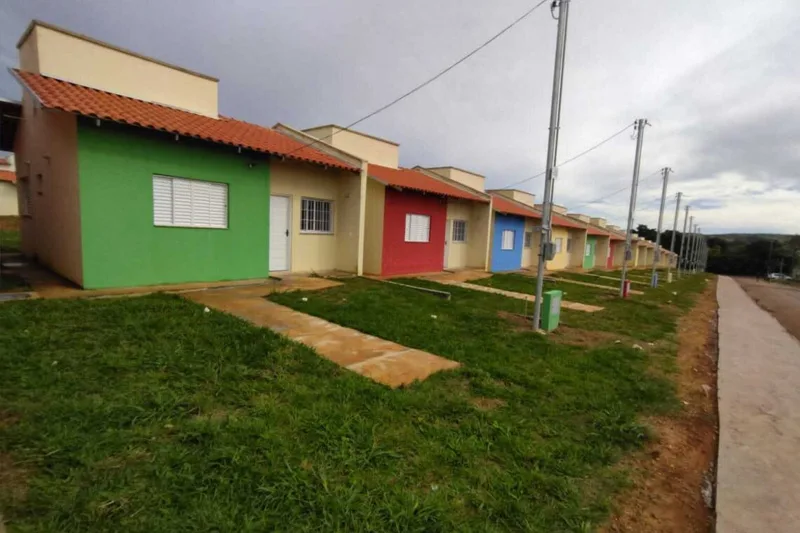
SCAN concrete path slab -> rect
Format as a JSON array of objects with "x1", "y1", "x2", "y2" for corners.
[
  {"x1": 716, "y1": 276, "x2": 800, "y2": 533},
  {"x1": 421, "y1": 277, "x2": 604, "y2": 312},
  {"x1": 185, "y1": 282, "x2": 459, "y2": 388}
]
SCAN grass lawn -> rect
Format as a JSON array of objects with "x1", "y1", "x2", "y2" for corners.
[
  {"x1": 0, "y1": 228, "x2": 20, "y2": 252},
  {"x1": 1, "y1": 274, "x2": 708, "y2": 531}
]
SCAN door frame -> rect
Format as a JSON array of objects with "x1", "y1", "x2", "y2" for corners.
[
  {"x1": 269, "y1": 194, "x2": 292, "y2": 272},
  {"x1": 443, "y1": 219, "x2": 451, "y2": 269}
]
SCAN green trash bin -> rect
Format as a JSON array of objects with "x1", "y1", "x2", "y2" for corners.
[{"x1": 541, "y1": 290, "x2": 562, "y2": 332}]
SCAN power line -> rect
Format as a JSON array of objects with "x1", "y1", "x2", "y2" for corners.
[
  {"x1": 569, "y1": 168, "x2": 662, "y2": 210},
  {"x1": 498, "y1": 121, "x2": 634, "y2": 189},
  {"x1": 287, "y1": 0, "x2": 551, "y2": 157}
]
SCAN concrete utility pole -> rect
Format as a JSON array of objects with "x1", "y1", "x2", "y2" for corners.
[
  {"x1": 667, "y1": 191, "x2": 682, "y2": 281},
  {"x1": 678, "y1": 205, "x2": 690, "y2": 278},
  {"x1": 690, "y1": 224, "x2": 699, "y2": 272},
  {"x1": 532, "y1": 0, "x2": 571, "y2": 330},
  {"x1": 619, "y1": 118, "x2": 648, "y2": 297},
  {"x1": 651, "y1": 167, "x2": 671, "y2": 286},
  {"x1": 694, "y1": 228, "x2": 702, "y2": 273},
  {"x1": 687, "y1": 225, "x2": 694, "y2": 273}
]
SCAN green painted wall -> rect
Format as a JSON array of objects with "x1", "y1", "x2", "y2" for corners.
[
  {"x1": 583, "y1": 236, "x2": 597, "y2": 269},
  {"x1": 77, "y1": 121, "x2": 270, "y2": 289}
]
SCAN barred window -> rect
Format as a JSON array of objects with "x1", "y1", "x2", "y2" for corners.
[
  {"x1": 524, "y1": 231, "x2": 532, "y2": 248},
  {"x1": 452, "y1": 220, "x2": 467, "y2": 243},
  {"x1": 301, "y1": 198, "x2": 333, "y2": 234}
]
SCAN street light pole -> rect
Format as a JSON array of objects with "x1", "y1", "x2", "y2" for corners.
[
  {"x1": 532, "y1": 0, "x2": 571, "y2": 330},
  {"x1": 667, "y1": 192, "x2": 681, "y2": 282}
]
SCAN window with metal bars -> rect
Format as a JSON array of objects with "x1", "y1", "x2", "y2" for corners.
[
  {"x1": 452, "y1": 220, "x2": 467, "y2": 243},
  {"x1": 300, "y1": 197, "x2": 334, "y2": 234}
]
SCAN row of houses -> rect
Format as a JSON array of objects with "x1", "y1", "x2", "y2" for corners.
[{"x1": 0, "y1": 20, "x2": 674, "y2": 290}]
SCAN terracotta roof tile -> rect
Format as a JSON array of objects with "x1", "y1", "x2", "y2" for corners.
[
  {"x1": 491, "y1": 194, "x2": 541, "y2": 219},
  {"x1": 552, "y1": 213, "x2": 586, "y2": 230},
  {"x1": 0, "y1": 170, "x2": 15, "y2": 184},
  {"x1": 13, "y1": 70, "x2": 356, "y2": 172},
  {"x1": 368, "y1": 164, "x2": 487, "y2": 202}
]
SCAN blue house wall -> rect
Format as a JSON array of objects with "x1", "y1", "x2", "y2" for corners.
[{"x1": 490, "y1": 213, "x2": 525, "y2": 272}]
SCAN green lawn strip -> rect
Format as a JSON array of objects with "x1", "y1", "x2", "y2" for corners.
[
  {"x1": 466, "y1": 273, "x2": 708, "y2": 341},
  {"x1": 546, "y1": 271, "x2": 622, "y2": 289},
  {"x1": 0, "y1": 228, "x2": 20, "y2": 252},
  {"x1": 2, "y1": 292, "x2": 678, "y2": 532}
]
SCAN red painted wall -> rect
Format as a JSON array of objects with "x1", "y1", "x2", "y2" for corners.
[
  {"x1": 607, "y1": 242, "x2": 615, "y2": 268},
  {"x1": 381, "y1": 188, "x2": 447, "y2": 276}
]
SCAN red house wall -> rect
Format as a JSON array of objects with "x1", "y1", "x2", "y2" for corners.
[{"x1": 381, "y1": 188, "x2": 447, "y2": 276}]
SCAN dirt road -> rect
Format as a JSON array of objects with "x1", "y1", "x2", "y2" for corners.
[
  {"x1": 716, "y1": 276, "x2": 800, "y2": 533},
  {"x1": 735, "y1": 277, "x2": 800, "y2": 340}
]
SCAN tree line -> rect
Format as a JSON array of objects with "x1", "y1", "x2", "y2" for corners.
[{"x1": 635, "y1": 224, "x2": 800, "y2": 277}]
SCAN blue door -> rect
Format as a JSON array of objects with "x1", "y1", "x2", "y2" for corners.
[{"x1": 491, "y1": 213, "x2": 525, "y2": 272}]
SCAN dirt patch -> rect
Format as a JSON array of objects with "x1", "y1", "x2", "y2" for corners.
[
  {"x1": 470, "y1": 397, "x2": 506, "y2": 411},
  {"x1": 735, "y1": 277, "x2": 800, "y2": 341},
  {"x1": 603, "y1": 278, "x2": 719, "y2": 533},
  {"x1": 0, "y1": 453, "x2": 28, "y2": 504}
]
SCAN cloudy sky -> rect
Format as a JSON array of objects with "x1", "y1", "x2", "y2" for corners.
[{"x1": 1, "y1": 0, "x2": 798, "y2": 234}]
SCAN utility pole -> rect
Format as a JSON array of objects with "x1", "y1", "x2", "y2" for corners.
[
  {"x1": 667, "y1": 192, "x2": 682, "y2": 281},
  {"x1": 532, "y1": 0, "x2": 571, "y2": 330},
  {"x1": 650, "y1": 167, "x2": 671, "y2": 287},
  {"x1": 619, "y1": 118, "x2": 648, "y2": 296},
  {"x1": 678, "y1": 205, "x2": 689, "y2": 278},
  {"x1": 686, "y1": 217, "x2": 695, "y2": 273},
  {"x1": 693, "y1": 228, "x2": 702, "y2": 272}
]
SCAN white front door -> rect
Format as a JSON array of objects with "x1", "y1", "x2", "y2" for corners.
[{"x1": 269, "y1": 195, "x2": 290, "y2": 271}]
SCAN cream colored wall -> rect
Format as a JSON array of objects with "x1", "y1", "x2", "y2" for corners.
[
  {"x1": 305, "y1": 126, "x2": 399, "y2": 169},
  {"x1": 469, "y1": 202, "x2": 492, "y2": 270},
  {"x1": 547, "y1": 227, "x2": 570, "y2": 271},
  {"x1": 336, "y1": 172, "x2": 362, "y2": 272},
  {"x1": 594, "y1": 236, "x2": 610, "y2": 269},
  {"x1": 612, "y1": 241, "x2": 626, "y2": 267},
  {"x1": 22, "y1": 25, "x2": 218, "y2": 118},
  {"x1": 568, "y1": 229, "x2": 587, "y2": 268},
  {"x1": 16, "y1": 96, "x2": 83, "y2": 285},
  {"x1": 521, "y1": 219, "x2": 540, "y2": 268},
  {"x1": 431, "y1": 167, "x2": 485, "y2": 193},
  {"x1": 18, "y1": 26, "x2": 39, "y2": 72},
  {"x1": 363, "y1": 179, "x2": 385, "y2": 275},
  {"x1": 0, "y1": 183, "x2": 18, "y2": 216},
  {"x1": 270, "y1": 160, "x2": 358, "y2": 274}
]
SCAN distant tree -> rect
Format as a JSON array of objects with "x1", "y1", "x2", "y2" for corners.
[{"x1": 635, "y1": 224, "x2": 657, "y2": 241}]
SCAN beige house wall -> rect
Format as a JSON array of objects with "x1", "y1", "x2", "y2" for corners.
[
  {"x1": 594, "y1": 236, "x2": 611, "y2": 270},
  {"x1": 303, "y1": 126, "x2": 399, "y2": 169},
  {"x1": 444, "y1": 199, "x2": 489, "y2": 269},
  {"x1": 363, "y1": 179, "x2": 385, "y2": 275},
  {"x1": 521, "y1": 219, "x2": 541, "y2": 268},
  {"x1": 16, "y1": 96, "x2": 83, "y2": 285},
  {"x1": 567, "y1": 228, "x2": 587, "y2": 268},
  {"x1": 430, "y1": 167, "x2": 485, "y2": 193},
  {"x1": 547, "y1": 226, "x2": 570, "y2": 271},
  {"x1": 270, "y1": 160, "x2": 359, "y2": 274},
  {"x1": 612, "y1": 241, "x2": 626, "y2": 267},
  {"x1": 19, "y1": 23, "x2": 219, "y2": 118},
  {"x1": 0, "y1": 183, "x2": 18, "y2": 216}
]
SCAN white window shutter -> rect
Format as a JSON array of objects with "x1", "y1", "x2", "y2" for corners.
[
  {"x1": 153, "y1": 175, "x2": 227, "y2": 229},
  {"x1": 153, "y1": 176, "x2": 173, "y2": 225},
  {"x1": 172, "y1": 178, "x2": 193, "y2": 226},
  {"x1": 209, "y1": 183, "x2": 227, "y2": 228}
]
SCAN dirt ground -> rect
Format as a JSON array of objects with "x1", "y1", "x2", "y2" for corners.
[
  {"x1": 734, "y1": 277, "x2": 800, "y2": 341},
  {"x1": 603, "y1": 279, "x2": 719, "y2": 533}
]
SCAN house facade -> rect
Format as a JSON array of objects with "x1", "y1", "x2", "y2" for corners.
[{"x1": 10, "y1": 21, "x2": 357, "y2": 289}]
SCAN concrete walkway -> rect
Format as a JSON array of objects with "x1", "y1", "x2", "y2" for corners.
[
  {"x1": 420, "y1": 273, "x2": 604, "y2": 312},
  {"x1": 716, "y1": 276, "x2": 800, "y2": 532},
  {"x1": 185, "y1": 281, "x2": 459, "y2": 388}
]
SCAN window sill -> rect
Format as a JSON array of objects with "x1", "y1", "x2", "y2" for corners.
[{"x1": 300, "y1": 231, "x2": 335, "y2": 236}]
